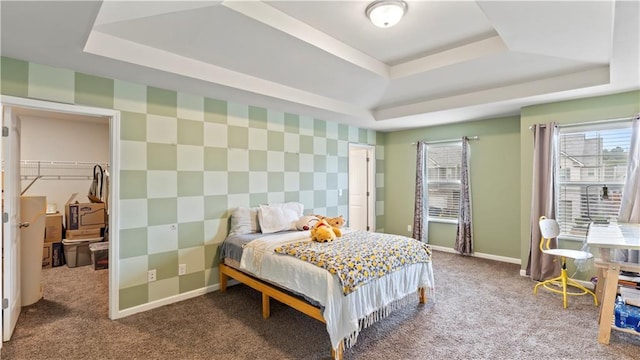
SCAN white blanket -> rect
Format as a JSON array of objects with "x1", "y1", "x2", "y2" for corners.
[{"x1": 239, "y1": 230, "x2": 435, "y2": 351}]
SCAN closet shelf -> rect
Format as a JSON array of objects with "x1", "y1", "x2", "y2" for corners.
[
  {"x1": 20, "y1": 160, "x2": 109, "y2": 195},
  {"x1": 20, "y1": 160, "x2": 109, "y2": 180}
]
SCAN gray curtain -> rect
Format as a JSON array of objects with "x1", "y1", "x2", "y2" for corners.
[
  {"x1": 455, "y1": 137, "x2": 473, "y2": 255},
  {"x1": 527, "y1": 123, "x2": 560, "y2": 281},
  {"x1": 412, "y1": 141, "x2": 428, "y2": 243},
  {"x1": 615, "y1": 114, "x2": 640, "y2": 263}
]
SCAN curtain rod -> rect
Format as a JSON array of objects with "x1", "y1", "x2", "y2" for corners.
[
  {"x1": 412, "y1": 136, "x2": 478, "y2": 145},
  {"x1": 528, "y1": 114, "x2": 638, "y2": 130}
]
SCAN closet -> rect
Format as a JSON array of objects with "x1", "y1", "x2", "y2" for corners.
[
  {"x1": 17, "y1": 108, "x2": 110, "y2": 305},
  {"x1": 2, "y1": 99, "x2": 117, "y2": 343}
]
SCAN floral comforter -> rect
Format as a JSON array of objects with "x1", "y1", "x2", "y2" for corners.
[{"x1": 274, "y1": 230, "x2": 432, "y2": 295}]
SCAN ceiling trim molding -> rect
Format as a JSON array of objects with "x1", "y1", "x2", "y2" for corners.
[
  {"x1": 221, "y1": 0, "x2": 390, "y2": 78},
  {"x1": 390, "y1": 35, "x2": 508, "y2": 79},
  {"x1": 374, "y1": 66, "x2": 611, "y2": 120},
  {"x1": 83, "y1": 30, "x2": 374, "y2": 121}
]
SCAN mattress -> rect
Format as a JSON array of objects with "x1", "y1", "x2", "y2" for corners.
[
  {"x1": 221, "y1": 229, "x2": 435, "y2": 350},
  {"x1": 219, "y1": 230, "x2": 304, "y2": 263}
]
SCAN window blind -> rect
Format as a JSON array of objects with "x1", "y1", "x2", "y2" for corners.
[
  {"x1": 427, "y1": 143, "x2": 461, "y2": 220},
  {"x1": 557, "y1": 122, "x2": 632, "y2": 237}
]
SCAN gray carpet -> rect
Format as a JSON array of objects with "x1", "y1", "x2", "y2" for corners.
[{"x1": 2, "y1": 250, "x2": 640, "y2": 360}]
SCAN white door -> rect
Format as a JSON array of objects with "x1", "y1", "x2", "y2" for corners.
[
  {"x1": 348, "y1": 145, "x2": 375, "y2": 231},
  {"x1": 2, "y1": 106, "x2": 22, "y2": 342}
]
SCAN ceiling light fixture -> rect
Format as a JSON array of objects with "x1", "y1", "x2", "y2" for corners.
[{"x1": 365, "y1": 0, "x2": 408, "y2": 28}]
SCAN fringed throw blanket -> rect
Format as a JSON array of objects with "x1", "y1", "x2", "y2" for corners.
[
  {"x1": 274, "y1": 230, "x2": 432, "y2": 295},
  {"x1": 344, "y1": 292, "x2": 419, "y2": 349}
]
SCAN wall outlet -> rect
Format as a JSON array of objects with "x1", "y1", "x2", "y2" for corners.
[
  {"x1": 407, "y1": 225, "x2": 412, "y2": 232},
  {"x1": 178, "y1": 264, "x2": 186, "y2": 275},
  {"x1": 147, "y1": 269, "x2": 156, "y2": 282}
]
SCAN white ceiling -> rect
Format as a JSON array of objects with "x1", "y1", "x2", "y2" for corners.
[{"x1": 1, "y1": 1, "x2": 638, "y2": 132}]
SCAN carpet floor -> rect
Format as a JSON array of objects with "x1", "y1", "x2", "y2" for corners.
[{"x1": 2, "y1": 250, "x2": 640, "y2": 359}]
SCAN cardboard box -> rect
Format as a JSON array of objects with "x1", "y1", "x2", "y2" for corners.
[
  {"x1": 66, "y1": 228, "x2": 102, "y2": 240},
  {"x1": 43, "y1": 242, "x2": 52, "y2": 268},
  {"x1": 45, "y1": 213, "x2": 63, "y2": 242},
  {"x1": 52, "y1": 242, "x2": 64, "y2": 267},
  {"x1": 65, "y1": 194, "x2": 105, "y2": 230}
]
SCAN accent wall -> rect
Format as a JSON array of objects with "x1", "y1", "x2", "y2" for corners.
[{"x1": 0, "y1": 56, "x2": 385, "y2": 311}]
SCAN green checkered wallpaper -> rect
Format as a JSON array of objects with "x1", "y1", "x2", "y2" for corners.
[{"x1": 1, "y1": 57, "x2": 386, "y2": 310}]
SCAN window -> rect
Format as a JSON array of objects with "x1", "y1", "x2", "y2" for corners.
[
  {"x1": 427, "y1": 142, "x2": 461, "y2": 221},
  {"x1": 557, "y1": 122, "x2": 632, "y2": 238}
]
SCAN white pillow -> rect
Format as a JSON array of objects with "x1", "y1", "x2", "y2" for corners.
[
  {"x1": 258, "y1": 205, "x2": 297, "y2": 234},
  {"x1": 228, "y1": 207, "x2": 260, "y2": 236},
  {"x1": 269, "y1": 202, "x2": 304, "y2": 218}
]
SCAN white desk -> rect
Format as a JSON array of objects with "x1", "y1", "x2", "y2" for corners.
[{"x1": 587, "y1": 223, "x2": 640, "y2": 344}]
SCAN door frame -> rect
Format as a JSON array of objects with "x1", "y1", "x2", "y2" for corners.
[
  {"x1": 348, "y1": 143, "x2": 375, "y2": 231},
  {"x1": 0, "y1": 95, "x2": 120, "y2": 323}
]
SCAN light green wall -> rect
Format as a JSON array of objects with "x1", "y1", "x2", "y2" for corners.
[
  {"x1": 383, "y1": 116, "x2": 522, "y2": 259},
  {"x1": 384, "y1": 90, "x2": 639, "y2": 271},
  {"x1": 0, "y1": 56, "x2": 385, "y2": 311},
  {"x1": 519, "y1": 90, "x2": 640, "y2": 276}
]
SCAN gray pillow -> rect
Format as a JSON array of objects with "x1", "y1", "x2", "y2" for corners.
[{"x1": 228, "y1": 207, "x2": 260, "y2": 236}]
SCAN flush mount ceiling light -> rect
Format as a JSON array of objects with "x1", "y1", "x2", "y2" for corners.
[{"x1": 365, "y1": 0, "x2": 408, "y2": 28}]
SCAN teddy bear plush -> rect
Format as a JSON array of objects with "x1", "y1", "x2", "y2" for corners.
[
  {"x1": 323, "y1": 215, "x2": 345, "y2": 230},
  {"x1": 310, "y1": 219, "x2": 342, "y2": 242},
  {"x1": 313, "y1": 214, "x2": 344, "y2": 225},
  {"x1": 295, "y1": 215, "x2": 319, "y2": 231}
]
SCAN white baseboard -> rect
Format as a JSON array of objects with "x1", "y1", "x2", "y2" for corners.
[
  {"x1": 112, "y1": 279, "x2": 239, "y2": 320},
  {"x1": 429, "y1": 245, "x2": 521, "y2": 265},
  {"x1": 519, "y1": 269, "x2": 527, "y2": 277},
  {"x1": 579, "y1": 279, "x2": 596, "y2": 290}
]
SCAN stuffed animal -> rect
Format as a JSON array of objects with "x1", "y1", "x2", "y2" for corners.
[
  {"x1": 324, "y1": 215, "x2": 345, "y2": 230},
  {"x1": 296, "y1": 215, "x2": 319, "y2": 231},
  {"x1": 313, "y1": 214, "x2": 344, "y2": 226},
  {"x1": 310, "y1": 219, "x2": 342, "y2": 243}
]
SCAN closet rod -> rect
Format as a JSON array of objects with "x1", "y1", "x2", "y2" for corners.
[
  {"x1": 19, "y1": 160, "x2": 109, "y2": 195},
  {"x1": 21, "y1": 175, "x2": 96, "y2": 180},
  {"x1": 528, "y1": 114, "x2": 637, "y2": 130},
  {"x1": 20, "y1": 160, "x2": 109, "y2": 167},
  {"x1": 412, "y1": 136, "x2": 479, "y2": 145}
]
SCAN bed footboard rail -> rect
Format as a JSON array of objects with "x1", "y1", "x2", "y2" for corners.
[
  {"x1": 219, "y1": 262, "x2": 427, "y2": 360},
  {"x1": 219, "y1": 263, "x2": 325, "y2": 322}
]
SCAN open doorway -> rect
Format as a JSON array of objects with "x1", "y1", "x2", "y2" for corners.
[
  {"x1": 348, "y1": 143, "x2": 375, "y2": 231},
  {"x1": 1, "y1": 96, "x2": 119, "y2": 343}
]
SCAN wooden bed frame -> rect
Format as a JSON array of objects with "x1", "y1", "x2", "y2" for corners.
[{"x1": 219, "y1": 262, "x2": 427, "y2": 360}]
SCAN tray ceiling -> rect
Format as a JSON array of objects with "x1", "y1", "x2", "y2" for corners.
[{"x1": 1, "y1": 1, "x2": 638, "y2": 131}]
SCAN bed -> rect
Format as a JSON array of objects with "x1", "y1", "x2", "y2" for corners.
[{"x1": 218, "y1": 204, "x2": 435, "y2": 359}]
